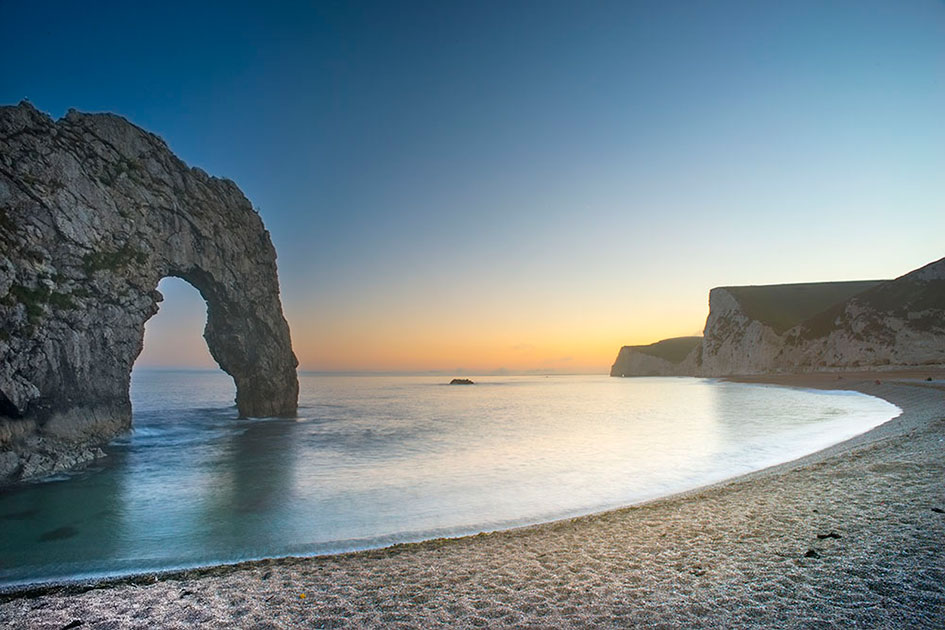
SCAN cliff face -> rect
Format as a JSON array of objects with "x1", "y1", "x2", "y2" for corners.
[
  {"x1": 697, "y1": 287, "x2": 786, "y2": 376},
  {"x1": 610, "y1": 337, "x2": 701, "y2": 377},
  {"x1": 698, "y1": 280, "x2": 888, "y2": 375},
  {"x1": 611, "y1": 258, "x2": 945, "y2": 378},
  {"x1": 610, "y1": 347, "x2": 680, "y2": 377},
  {"x1": 0, "y1": 102, "x2": 299, "y2": 482},
  {"x1": 779, "y1": 258, "x2": 945, "y2": 370}
]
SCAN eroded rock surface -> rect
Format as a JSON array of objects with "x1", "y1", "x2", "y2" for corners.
[{"x1": 0, "y1": 102, "x2": 298, "y2": 482}]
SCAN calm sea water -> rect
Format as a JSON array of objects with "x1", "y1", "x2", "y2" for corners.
[{"x1": 0, "y1": 372, "x2": 898, "y2": 587}]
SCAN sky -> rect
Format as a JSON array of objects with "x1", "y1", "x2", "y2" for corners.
[{"x1": 2, "y1": 1, "x2": 944, "y2": 373}]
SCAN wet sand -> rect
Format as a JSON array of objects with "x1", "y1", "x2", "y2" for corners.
[{"x1": 2, "y1": 372, "x2": 943, "y2": 628}]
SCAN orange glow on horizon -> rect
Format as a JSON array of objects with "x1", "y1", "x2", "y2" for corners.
[
  {"x1": 286, "y1": 300, "x2": 707, "y2": 373},
  {"x1": 136, "y1": 282, "x2": 709, "y2": 373}
]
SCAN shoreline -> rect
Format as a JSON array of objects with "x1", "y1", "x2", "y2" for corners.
[
  {"x1": 0, "y1": 372, "x2": 909, "y2": 596},
  {"x1": 2, "y1": 370, "x2": 943, "y2": 627}
]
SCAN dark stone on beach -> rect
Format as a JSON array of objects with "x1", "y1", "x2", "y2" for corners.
[
  {"x1": 816, "y1": 532, "x2": 842, "y2": 540},
  {"x1": 38, "y1": 526, "x2": 79, "y2": 542},
  {"x1": 804, "y1": 549, "x2": 820, "y2": 558},
  {"x1": 932, "y1": 507, "x2": 944, "y2": 514},
  {"x1": 262, "y1": 570, "x2": 272, "y2": 580},
  {"x1": 60, "y1": 621, "x2": 83, "y2": 630},
  {"x1": 927, "y1": 376, "x2": 933, "y2": 381},
  {"x1": 450, "y1": 378, "x2": 475, "y2": 385}
]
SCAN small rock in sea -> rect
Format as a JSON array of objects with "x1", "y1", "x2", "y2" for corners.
[
  {"x1": 450, "y1": 378, "x2": 474, "y2": 385},
  {"x1": 932, "y1": 507, "x2": 944, "y2": 514},
  {"x1": 816, "y1": 532, "x2": 842, "y2": 540},
  {"x1": 804, "y1": 549, "x2": 820, "y2": 558},
  {"x1": 926, "y1": 376, "x2": 933, "y2": 381}
]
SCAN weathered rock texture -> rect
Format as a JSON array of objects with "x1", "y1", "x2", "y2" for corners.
[
  {"x1": 612, "y1": 258, "x2": 945, "y2": 377},
  {"x1": 698, "y1": 279, "x2": 884, "y2": 375},
  {"x1": 0, "y1": 102, "x2": 298, "y2": 482}
]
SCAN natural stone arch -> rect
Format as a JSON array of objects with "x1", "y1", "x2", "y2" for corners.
[
  {"x1": 0, "y1": 102, "x2": 298, "y2": 482},
  {"x1": 159, "y1": 268, "x2": 298, "y2": 417}
]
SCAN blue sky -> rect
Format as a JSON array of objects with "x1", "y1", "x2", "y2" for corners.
[{"x1": 3, "y1": 1, "x2": 944, "y2": 371}]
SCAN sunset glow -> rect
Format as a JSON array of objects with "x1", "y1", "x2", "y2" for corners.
[{"x1": 10, "y1": 1, "x2": 940, "y2": 373}]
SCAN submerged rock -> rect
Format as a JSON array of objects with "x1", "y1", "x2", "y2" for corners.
[
  {"x1": 0, "y1": 102, "x2": 299, "y2": 483},
  {"x1": 37, "y1": 525, "x2": 80, "y2": 542}
]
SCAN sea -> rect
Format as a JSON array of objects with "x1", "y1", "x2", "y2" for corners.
[{"x1": 0, "y1": 371, "x2": 899, "y2": 588}]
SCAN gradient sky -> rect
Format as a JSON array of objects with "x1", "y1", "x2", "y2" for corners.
[{"x1": 3, "y1": 1, "x2": 944, "y2": 373}]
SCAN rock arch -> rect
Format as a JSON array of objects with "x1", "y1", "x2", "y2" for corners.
[{"x1": 0, "y1": 102, "x2": 298, "y2": 482}]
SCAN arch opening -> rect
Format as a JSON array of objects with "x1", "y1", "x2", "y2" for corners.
[
  {"x1": 132, "y1": 276, "x2": 238, "y2": 414},
  {"x1": 134, "y1": 271, "x2": 300, "y2": 419},
  {"x1": 137, "y1": 277, "x2": 220, "y2": 371}
]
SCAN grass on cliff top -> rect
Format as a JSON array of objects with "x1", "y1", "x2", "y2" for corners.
[
  {"x1": 724, "y1": 280, "x2": 884, "y2": 334},
  {"x1": 798, "y1": 277, "x2": 945, "y2": 340},
  {"x1": 630, "y1": 336, "x2": 702, "y2": 364}
]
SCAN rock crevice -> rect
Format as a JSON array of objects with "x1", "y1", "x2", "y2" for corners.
[{"x1": 0, "y1": 102, "x2": 299, "y2": 482}]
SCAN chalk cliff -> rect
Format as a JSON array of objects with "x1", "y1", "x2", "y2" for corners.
[
  {"x1": 0, "y1": 102, "x2": 298, "y2": 482},
  {"x1": 612, "y1": 258, "x2": 945, "y2": 378},
  {"x1": 778, "y1": 258, "x2": 945, "y2": 371},
  {"x1": 611, "y1": 337, "x2": 701, "y2": 377},
  {"x1": 697, "y1": 279, "x2": 884, "y2": 375}
]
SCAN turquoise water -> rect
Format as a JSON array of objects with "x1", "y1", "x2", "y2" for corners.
[{"x1": 0, "y1": 373, "x2": 898, "y2": 587}]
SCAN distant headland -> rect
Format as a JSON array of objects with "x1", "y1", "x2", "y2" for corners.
[{"x1": 612, "y1": 257, "x2": 945, "y2": 377}]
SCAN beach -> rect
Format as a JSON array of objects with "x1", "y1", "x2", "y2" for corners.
[{"x1": 1, "y1": 372, "x2": 942, "y2": 629}]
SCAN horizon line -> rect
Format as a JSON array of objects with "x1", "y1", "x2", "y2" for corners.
[{"x1": 132, "y1": 366, "x2": 609, "y2": 377}]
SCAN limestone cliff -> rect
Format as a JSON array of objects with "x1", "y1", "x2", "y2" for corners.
[
  {"x1": 611, "y1": 258, "x2": 945, "y2": 378},
  {"x1": 610, "y1": 337, "x2": 701, "y2": 377},
  {"x1": 778, "y1": 258, "x2": 945, "y2": 370},
  {"x1": 698, "y1": 280, "x2": 884, "y2": 375},
  {"x1": 0, "y1": 102, "x2": 299, "y2": 482}
]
